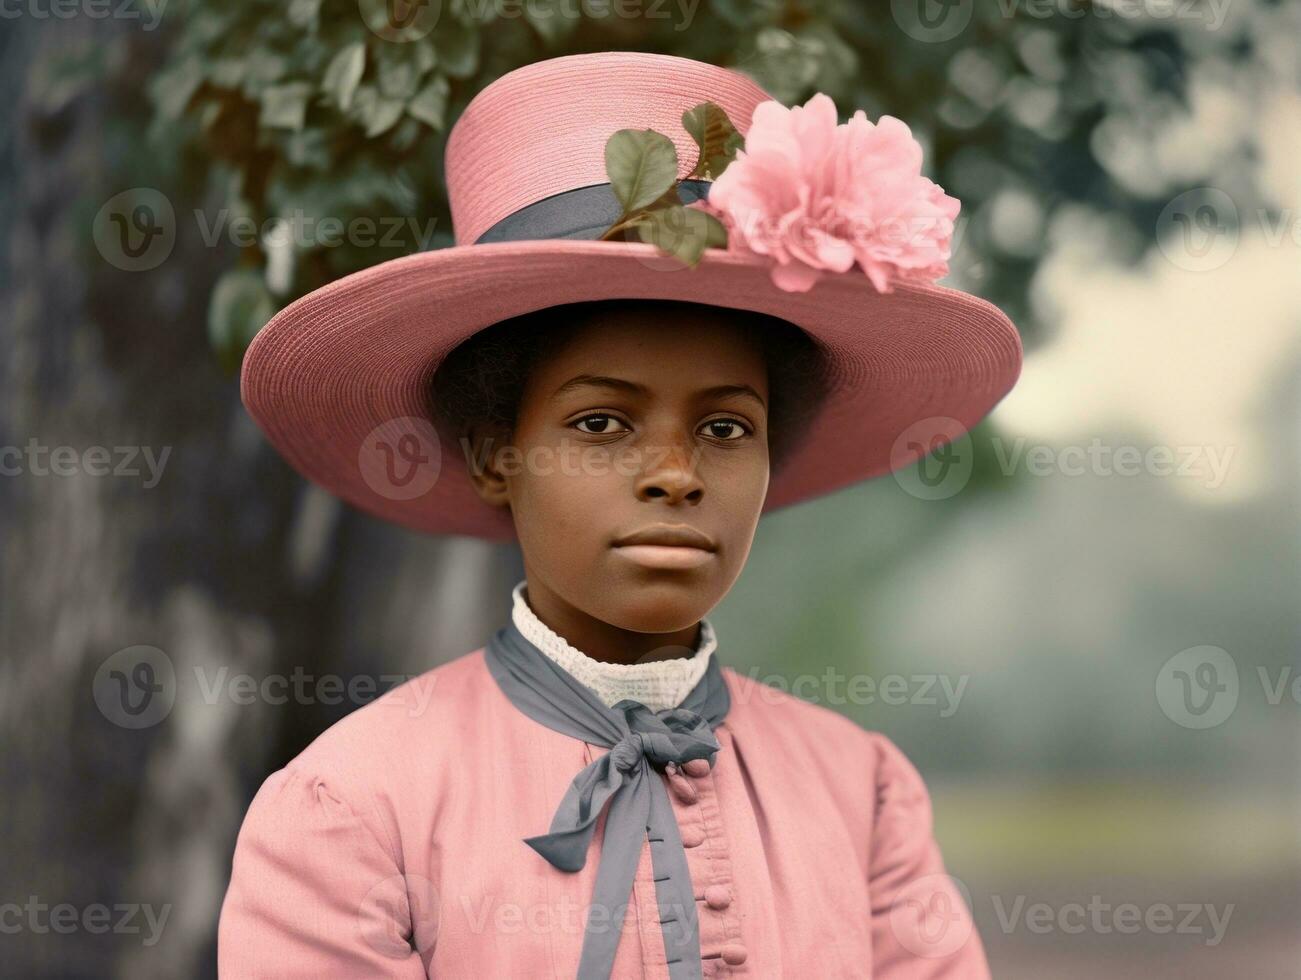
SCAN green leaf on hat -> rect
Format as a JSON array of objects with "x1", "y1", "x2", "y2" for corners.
[
  {"x1": 604, "y1": 129, "x2": 679, "y2": 214},
  {"x1": 682, "y1": 102, "x2": 744, "y2": 180},
  {"x1": 635, "y1": 205, "x2": 728, "y2": 267}
]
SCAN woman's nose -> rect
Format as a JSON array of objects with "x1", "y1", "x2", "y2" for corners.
[{"x1": 634, "y1": 441, "x2": 704, "y2": 505}]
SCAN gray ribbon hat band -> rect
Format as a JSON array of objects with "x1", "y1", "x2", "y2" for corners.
[
  {"x1": 483, "y1": 616, "x2": 731, "y2": 980},
  {"x1": 473, "y1": 180, "x2": 713, "y2": 245}
]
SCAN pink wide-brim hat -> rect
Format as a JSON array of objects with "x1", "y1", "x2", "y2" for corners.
[{"x1": 241, "y1": 52, "x2": 1022, "y2": 541}]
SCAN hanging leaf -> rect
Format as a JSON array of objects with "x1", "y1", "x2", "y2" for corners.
[
  {"x1": 351, "y1": 85, "x2": 406, "y2": 138},
  {"x1": 412, "y1": 39, "x2": 438, "y2": 77},
  {"x1": 259, "y1": 82, "x2": 313, "y2": 131},
  {"x1": 408, "y1": 75, "x2": 450, "y2": 129},
  {"x1": 636, "y1": 205, "x2": 728, "y2": 267},
  {"x1": 207, "y1": 269, "x2": 278, "y2": 373},
  {"x1": 604, "y1": 129, "x2": 679, "y2": 214},
  {"x1": 682, "y1": 102, "x2": 744, "y2": 180},
  {"x1": 377, "y1": 46, "x2": 421, "y2": 99},
  {"x1": 321, "y1": 42, "x2": 366, "y2": 112},
  {"x1": 287, "y1": 0, "x2": 321, "y2": 29},
  {"x1": 148, "y1": 54, "x2": 203, "y2": 121},
  {"x1": 746, "y1": 28, "x2": 822, "y2": 105},
  {"x1": 242, "y1": 50, "x2": 290, "y2": 95},
  {"x1": 523, "y1": 0, "x2": 581, "y2": 46},
  {"x1": 435, "y1": 18, "x2": 479, "y2": 79}
]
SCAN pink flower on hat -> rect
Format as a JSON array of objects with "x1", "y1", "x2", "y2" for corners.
[{"x1": 703, "y1": 93, "x2": 960, "y2": 293}]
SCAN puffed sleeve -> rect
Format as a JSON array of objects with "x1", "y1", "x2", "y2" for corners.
[
  {"x1": 218, "y1": 766, "x2": 432, "y2": 978},
  {"x1": 866, "y1": 733, "x2": 990, "y2": 978}
]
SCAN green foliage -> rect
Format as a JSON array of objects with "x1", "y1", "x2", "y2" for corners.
[
  {"x1": 682, "y1": 101, "x2": 743, "y2": 180},
  {"x1": 136, "y1": 0, "x2": 1211, "y2": 369},
  {"x1": 598, "y1": 101, "x2": 737, "y2": 267},
  {"x1": 207, "y1": 268, "x2": 277, "y2": 373},
  {"x1": 636, "y1": 205, "x2": 729, "y2": 267}
]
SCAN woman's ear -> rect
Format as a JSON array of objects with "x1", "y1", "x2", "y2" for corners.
[{"x1": 460, "y1": 422, "x2": 513, "y2": 509}]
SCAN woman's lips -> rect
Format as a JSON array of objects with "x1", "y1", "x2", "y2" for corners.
[{"x1": 611, "y1": 544, "x2": 716, "y2": 569}]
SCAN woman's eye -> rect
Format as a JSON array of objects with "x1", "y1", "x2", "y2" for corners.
[
  {"x1": 573, "y1": 414, "x2": 629, "y2": 435},
  {"x1": 701, "y1": 418, "x2": 748, "y2": 440}
]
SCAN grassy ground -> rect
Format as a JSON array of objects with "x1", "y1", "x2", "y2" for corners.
[{"x1": 929, "y1": 778, "x2": 1301, "y2": 978}]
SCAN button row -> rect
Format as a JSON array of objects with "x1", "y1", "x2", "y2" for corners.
[
  {"x1": 665, "y1": 758, "x2": 742, "y2": 969},
  {"x1": 704, "y1": 943, "x2": 748, "y2": 966}
]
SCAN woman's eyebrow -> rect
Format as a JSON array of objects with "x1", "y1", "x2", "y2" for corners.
[
  {"x1": 552, "y1": 374, "x2": 647, "y2": 398},
  {"x1": 552, "y1": 375, "x2": 766, "y2": 409}
]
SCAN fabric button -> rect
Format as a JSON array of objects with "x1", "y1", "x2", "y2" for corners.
[
  {"x1": 682, "y1": 758, "x2": 711, "y2": 777},
  {"x1": 680, "y1": 824, "x2": 705, "y2": 847},
  {"x1": 703, "y1": 885, "x2": 731, "y2": 910},
  {"x1": 665, "y1": 764, "x2": 698, "y2": 804},
  {"x1": 720, "y1": 943, "x2": 748, "y2": 966}
]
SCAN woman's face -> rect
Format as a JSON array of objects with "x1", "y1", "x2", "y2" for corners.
[{"x1": 471, "y1": 305, "x2": 771, "y2": 650}]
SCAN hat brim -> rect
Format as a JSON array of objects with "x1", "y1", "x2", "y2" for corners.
[{"x1": 240, "y1": 239, "x2": 1022, "y2": 540}]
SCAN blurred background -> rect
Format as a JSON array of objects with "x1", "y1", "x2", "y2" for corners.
[{"x1": 1, "y1": 0, "x2": 1297, "y2": 976}]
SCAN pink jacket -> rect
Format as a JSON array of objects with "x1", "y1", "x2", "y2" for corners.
[{"x1": 217, "y1": 647, "x2": 988, "y2": 978}]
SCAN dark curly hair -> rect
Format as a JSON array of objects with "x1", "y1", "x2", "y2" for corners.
[{"x1": 429, "y1": 298, "x2": 832, "y2": 476}]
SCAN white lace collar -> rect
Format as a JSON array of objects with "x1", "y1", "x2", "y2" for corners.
[{"x1": 510, "y1": 579, "x2": 716, "y2": 712}]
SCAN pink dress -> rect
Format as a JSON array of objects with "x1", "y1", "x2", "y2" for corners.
[{"x1": 217, "y1": 646, "x2": 989, "y2": 977}]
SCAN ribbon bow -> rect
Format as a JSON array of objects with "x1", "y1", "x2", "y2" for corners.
[{"x1": 484, "y1": 617, "x2": 731, "y2": 980}]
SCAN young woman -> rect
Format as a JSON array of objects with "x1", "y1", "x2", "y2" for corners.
[{"x1": 219, "y1": 52, "x2": 1021, "y2": 979}]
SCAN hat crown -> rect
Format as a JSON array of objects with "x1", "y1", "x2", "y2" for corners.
[{"x1": 445, "y1": 53, "x2": 773, "y2": 246}]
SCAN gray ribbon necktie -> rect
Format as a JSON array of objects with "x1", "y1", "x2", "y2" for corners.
[{"x1": 484, "y1": 617, "x2": 731, "y2": 980}]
